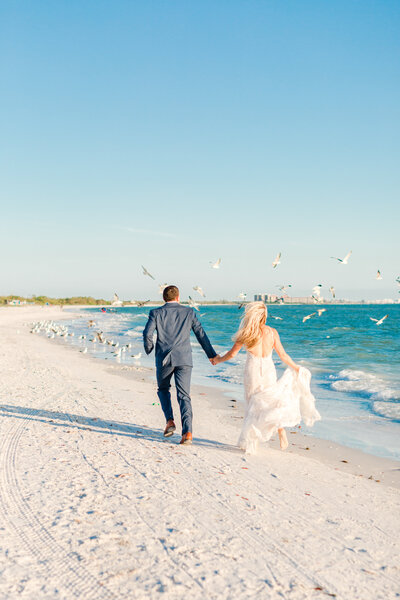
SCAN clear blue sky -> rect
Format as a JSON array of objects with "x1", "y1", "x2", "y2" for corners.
[{"x1": 1, "y1": 1, "x2": 399, "y2": 301}]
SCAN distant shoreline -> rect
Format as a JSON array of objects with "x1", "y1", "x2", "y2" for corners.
[{"x1": 2, "y1": 301, "x2": 399, "y2": 308}]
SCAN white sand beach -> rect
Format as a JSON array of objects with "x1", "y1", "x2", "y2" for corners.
[{"x1": 0, "y1": 306, "x2": 399, "y2": 599}]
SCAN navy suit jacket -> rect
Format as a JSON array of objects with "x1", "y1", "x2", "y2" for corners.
[{"x1": 143, "y1": 302, "x2": 216, "y2": 368}]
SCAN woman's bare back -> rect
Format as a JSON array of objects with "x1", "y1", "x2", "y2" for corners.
[{"x1": 247, "y1": 326, "x2": 275, "y2": 358}]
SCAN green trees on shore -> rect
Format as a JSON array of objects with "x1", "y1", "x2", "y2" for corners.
[{"x1": 0, "y1": 296, "x2": 111, "y2": 305}]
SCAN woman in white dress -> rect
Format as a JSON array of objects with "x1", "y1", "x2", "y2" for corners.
[{"x1": 212, "y1": 302, "x2": 320, "y2": 454}]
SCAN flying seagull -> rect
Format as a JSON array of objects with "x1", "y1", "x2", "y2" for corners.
[
  {"x1": 376, "y1": 270, "x2": 383, "y2": 280},
  {"x1": 237, "y1": 293, "x2": 247, "y2": 308},
  {"x1": 370, "y1": 315, "x2": 388, "y2": 326},
  {"x1": 329, "y1": 286, "x2": 336, "y2": 298},
  {"x1": 331, "y1": 250, "x2": 352, "y2": 264},
  {"x1": 111, "y1": 293, "x2": 122, "y2": 306},
  {"x1": 141, "y1": 265, "x2": 155, "y2": 280},
  {"x1": 272, "y1": 252, "x2": 281, "y2": 269},
  {"x1": 210, "y1": 258, "x2": 221, "y2": 269},
  {"x1": 158, "y1": 283, "x2": 168, "y2": 294},
  {"x1": 302, "y1": 312, "x2": 317, "y2": 323},
  {"x1": 312, "y1": 284, "x2": 322, "y2": 296},
  {"x1": 269, "y1": 315, "x2": 283, "y2": 320},
  {"x1": 312, "y1": 285, "x2": 323, "y2": 303},
  {"x1": 317, "y1": 309, "x2": 326, "y2": 316},
  {"x1": 277, "y1": 284, "x2": 292, "y2": 293},
  {"x1": 193, "y1": 286, "x2": 206, "y2": 297},
  {"x1": 396, "y1": 276, "x2": 400, "y2": 285},
  {"x1": 133, "y1": 300, "x2": 150, "y2": 307},
  {"x1": 188, "y1": 296, "x2": 200, "y2": 311},
  {"x1": 96, "y1": 331, "x2": 105, "y2": 343}
]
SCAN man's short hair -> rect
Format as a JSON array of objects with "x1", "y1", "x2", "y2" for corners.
[{"x1": 163, "y1": 285, "x2": 179, "y2": 302}]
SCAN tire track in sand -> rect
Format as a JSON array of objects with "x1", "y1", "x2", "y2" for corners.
[{"x1": 0, "y1": 382, "x2": 117, "y2": 599}]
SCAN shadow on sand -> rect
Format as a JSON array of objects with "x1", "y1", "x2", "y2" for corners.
[{"x1": 0, "y1": 404, "x2": 240, "y2": 453}]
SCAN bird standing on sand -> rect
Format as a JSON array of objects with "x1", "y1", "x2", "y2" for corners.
[
  {"x1": 370, "y1": 315, "x2": 388, "y2": 326},
  {"x1": 272, "y1": 252, "x2": 281, "y2": 268},
  {"x1": 331, "y1": 250, "x2": 352, "y2": 264},
  {"x1": 193, "y1": 286, "x2": 206, "y2": 297},
  {"x1": 303, "y1": 312, "x2": 317, "y2": 323},
  {"x1": 133, "y1": 300, "x2": 150, "y2": 307},
  {"x1": 210, "y1": 258, "x2": 221, "y2": 269},
  {"x1": 376, "y1": 270, "x2": 383, "y2": 280},
  {"x1": 142, "y1": 265, "x2": 155, "y2": 280}
]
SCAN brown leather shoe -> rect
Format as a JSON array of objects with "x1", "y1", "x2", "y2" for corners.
[
  {"x1": 163, "y1": 420, "x2": 176, "y2": 437},
  {"x1": 179, "y1": 432, "x2": 193, "y2": 445}
]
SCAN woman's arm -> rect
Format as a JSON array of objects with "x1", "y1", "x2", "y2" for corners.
[
  {"x1": 212, "y1": 342, "x2": 242, "y2": 364},
  {"x1": 272, "y1": 329, "x2": 300, "y2": 372}
]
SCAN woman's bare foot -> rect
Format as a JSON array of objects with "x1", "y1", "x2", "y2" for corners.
[{"x1": 278, "y1": 428, "x2": 288, "y2": 451}]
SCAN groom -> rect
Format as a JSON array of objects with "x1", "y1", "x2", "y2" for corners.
[{"x1": 143, "y1": 285, "x2": 217, "y2": 445}]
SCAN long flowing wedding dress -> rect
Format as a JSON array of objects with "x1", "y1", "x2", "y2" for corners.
[{"x1": 238, "y1": 351, "x2": 321, "y2": 454}]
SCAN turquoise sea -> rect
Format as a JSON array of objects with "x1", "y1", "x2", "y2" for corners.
[{"x1": 61, "y1": 304, "x2": 400, "y2": 461}]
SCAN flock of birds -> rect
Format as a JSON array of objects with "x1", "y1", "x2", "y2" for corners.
[
  {"x1": 32, "y1": 250, "x2": 395, "y2": 363},
  {"x1": 30, "y1": 320, "x2": 142, "y2": 360},
  {"x1": 137, "y1": 261, "x2": 248, "y2": 312},
  {"x1": 138, "y1": 251, "x2": 397, "y2": 327}
]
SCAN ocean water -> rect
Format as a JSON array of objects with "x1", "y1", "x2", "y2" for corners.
[{"x1": 58, "y1": 304, "x2": 400, "y2": 460}]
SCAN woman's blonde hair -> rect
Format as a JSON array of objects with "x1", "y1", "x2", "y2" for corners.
[{"x1": 234, "y1": 301, "x2": 268, "y2": 349}]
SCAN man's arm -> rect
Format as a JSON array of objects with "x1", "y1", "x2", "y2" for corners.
[
  {"x1": 143, "y1": 310, "x2": 156, "y2": 355},
  {"x1": 191, "y1": 312, "x2": 217, "y2": 359}
]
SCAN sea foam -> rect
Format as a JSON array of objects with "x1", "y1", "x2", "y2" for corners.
[{"x1": 330, "y1": 369, "x2": 400, "y2": 419}]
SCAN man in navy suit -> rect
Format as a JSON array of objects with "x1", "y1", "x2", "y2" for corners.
[{"x1": 143, "y1": 285, "x2": 217, "y2": 445}]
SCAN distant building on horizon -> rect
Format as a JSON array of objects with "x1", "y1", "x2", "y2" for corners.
[
  {"x1": 254, "y1": 293, "x2": 318, "y2": 304},
  {"x1": 254, "y1": 294, "x2": 400, "y2": 305}
]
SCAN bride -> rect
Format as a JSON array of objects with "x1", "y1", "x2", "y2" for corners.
[{"x1": 212, "y1": 302, "x2": 321, "y2": 454}]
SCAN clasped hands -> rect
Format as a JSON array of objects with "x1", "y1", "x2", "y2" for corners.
[{"x1": 209, "y1": 355, "x2": 221, "y2": 366}]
